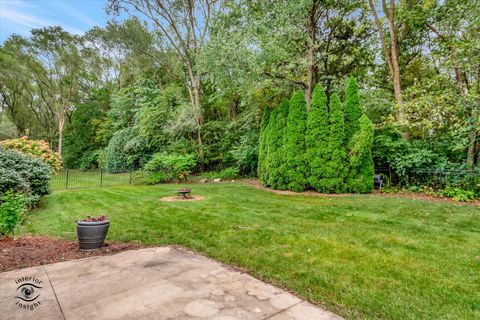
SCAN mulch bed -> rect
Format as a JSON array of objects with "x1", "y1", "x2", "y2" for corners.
[
  {"x1": 160, "y1": 195, "x2": 206, "y2": 202},
  {"x1": 0, "y1": 236, "x2": 144, "y2": 273}
]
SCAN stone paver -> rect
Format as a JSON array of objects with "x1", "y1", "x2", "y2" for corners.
[{"x1": 0, "y1": 247, "x2": 342, "y2": 320}]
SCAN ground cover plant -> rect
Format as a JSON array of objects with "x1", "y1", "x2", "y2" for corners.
[{"x1": 27, "y1": 183, "x2": 480, "y2": 320}]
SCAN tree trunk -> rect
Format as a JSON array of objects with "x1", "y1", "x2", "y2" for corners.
[
  {"x1": 369, "y1": 0, "x2": 407, "y2": 139},
  {"x1": 467, "y1": 131, "x2": 476, "y2": 167},
  {"x1": 193, "y1": 75, "x2": 204, "y2": 163},
  {"x1": 57, "y1": 109, "x2": 65, "y2": 156},
  {"x1": 467, "y1": 99, "x2": 479, "y2": 168},
  {"x1": 304, "y1": 1, "x2": 318, "y2": 112},
  {"x1": 305, "y1": 44, "x2": 315, "y2": 112}
]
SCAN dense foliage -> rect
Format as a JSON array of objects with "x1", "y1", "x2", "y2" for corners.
[
  {"x1": 0, "y1": 147, "x2": 52, "y2": 207},
  {"x1": 1, "y1": 136, "x2": 62, "y2": 171},
  {"x1": 347, "y1": 115, "x2": 375, "y2": 193},
  {"x1": 0, "y1": 0, "x2": 479, "y2": 193},
  {"x1": 284, "y1": 92, "x2": 308, "y2": 192},
  {"x1": 306, "y1": 85, "x2": 328, "y2": 190},
  {"x1": 0, "y1": 191, "x2": 27, "y2": 236},
  {"x1": 267, "y1": 100, "x2": 290, "y2": 189},
  {"x1": 320, "y1": 93, "x2": 348, "y2": 193},
  {"x1": 144, "y1": 153, "x2": 197, "y2": 181},
  {"x1": 260, "y1": 80, "x2": 374, "y2": 193}
]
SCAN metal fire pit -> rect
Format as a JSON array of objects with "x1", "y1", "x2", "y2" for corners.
[{"x1": 176, "y1": 188, "x2": 192, "y2": 199}]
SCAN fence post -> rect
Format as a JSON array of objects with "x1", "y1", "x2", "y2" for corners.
[
  {"x1": 65, "y1": 169, "x2": 69, "y2": 190},
  {"x1": 129, "y1": 170, "x2": 132, "y2": 185},
  {"x1": 100, "y1": 169, "x2": 103, "y2": 188}
]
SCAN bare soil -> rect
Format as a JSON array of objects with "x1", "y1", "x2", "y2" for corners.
[
  {"x1": 0, "y1": 236, "x2": 144, "y2": 273},
  {"x1": 160, "y1": 195, "x2": 206, "y2": 202}
]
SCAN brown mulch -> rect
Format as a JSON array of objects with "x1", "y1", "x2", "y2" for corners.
[
  {"x1": 160, "y1": 195, "x2": 206, "y2": 202},
  {"x1": 241, "y1": 179, "x2": 480, "y2": 206},
  {"x1": 0, "y1": 236, "x2": 144, "y2": 273}
]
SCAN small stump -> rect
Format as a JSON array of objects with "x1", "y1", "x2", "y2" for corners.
[{"x1": 176, "y1": 188, "x2": 192, "y2": 199}]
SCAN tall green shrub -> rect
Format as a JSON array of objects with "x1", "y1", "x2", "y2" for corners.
[
  {"x1": 306, "y1": 85, "x2": 329, "y2": 190},
  {"x1": 268, "y1": 99, "x2": 290, "y2": 189},
  {"x1": 257, "y1": 107, "x2": 271, "y2": 183},
  {"x1": 319, "y1": 93, "x2": 347, "y2": 193},
  {"x1": 347, "y1": 115, "x2": 374, "y2": 193},
  {"x1": 262, "y1": 108, "x2": 277, "y2": 185},
  {"x1": 344, "y1": 77, "x2": 362, "y2": 145},
  {"x1": 284, "y1": 91, "x2": 308, "y2": 192}
]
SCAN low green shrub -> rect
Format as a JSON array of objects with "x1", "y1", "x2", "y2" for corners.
[
  {"x1": 0, "y1": 191, "x2": 27, "y2": 236},
  {"x1": 200, "y1": 167, "x2": 239, "y2": 180},
  {"x1": 144, "y1": 153, "x2": 197, "y2": 181},
  {"x1": 440, "y1": 187, "x2": 477, "y2": 202},
  {"x1": 0, "y1": 147, "x2": 52, "y2": 207},
  {"x1": 145, "y1": 172, "x2": 169, "y2": 185},
  {"x1": 217, "y1": 167, "x2": 239, "y2": 179}
]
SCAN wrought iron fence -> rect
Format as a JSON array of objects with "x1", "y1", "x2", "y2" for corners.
[
  {"x1": 50, "y1": 169, "x2": 134, "y2": 190},
  {"x1": 375, "y1": 167, "x2": 480, "y2": 192},
  {"x1": 50, "y1": 168, "x2": 480, "y2": 192}
]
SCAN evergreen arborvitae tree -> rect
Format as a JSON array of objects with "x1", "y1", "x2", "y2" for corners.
[
  {"x1": 257, "y1": 107, "x2": 272, "y2": 184},
  {"x1": 306, "y1": 84, "x2": 329, "y2": 191},
  {"x1": 283, "y1": 91, "x2": 308, "y2": 192},
  {"x1": 262, "y1": 108, "x2": 278, "y2": 185},
  {"x1": 344, "y1": 77, "x2": 362, "y2": 145},
  {"x1": 268, "y1": 99, "x2": 290, "y2": 189},
  {"x1": 319, "y1": 93, "x2": 347, "y2": 193},
  {"x1": 347, "y1": 115, "x2": 374, "y2": 193}
]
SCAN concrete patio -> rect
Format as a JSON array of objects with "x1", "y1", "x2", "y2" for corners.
[{"x1": 0, "y1": 246, "x2": 342, "y2": 320}]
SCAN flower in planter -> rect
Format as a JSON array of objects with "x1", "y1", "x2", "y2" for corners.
[{"x1": 79, "y1": 215, "x2": 108, "y2": 222}]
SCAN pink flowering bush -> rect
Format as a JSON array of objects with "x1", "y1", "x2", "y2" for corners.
[{"x1": 0, "y1": 136, "x2": 62, "y2": 171}]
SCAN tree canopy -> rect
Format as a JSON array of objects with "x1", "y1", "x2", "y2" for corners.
[{"x1": 0, "y1": 0, "x2": 478, "y2": 177}]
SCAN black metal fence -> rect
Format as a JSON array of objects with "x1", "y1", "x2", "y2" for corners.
[
  {"x1": 50, "y1": 169, "x2": 135, "y2": 190},
  {"x1": 375, "y1": 167, "x2": 480, "y2": 192},
  {"x1": 50, "y1": 168, "x2": 480, "y2": 192}
]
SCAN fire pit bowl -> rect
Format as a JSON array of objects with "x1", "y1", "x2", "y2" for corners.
[{"x1": 176, "y1": 188, "x2": 192, "y2": 199}]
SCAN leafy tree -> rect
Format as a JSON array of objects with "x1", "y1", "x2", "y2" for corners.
[
  {"x1": 320, "y1": 93, "x2": 347, "y2": 193},
  {"x1": 108, "y1": 0, "x2": 224, "y2": 163},
  {"x1": 105, "y1": 127, "x2": 147, "y2": 171},
  {"x1": 347, "y1": 115, "x2": 374, "y2": 193},
  {"x1": 63, "y1": 88, "x2": 110, "y2": 169},
  {"x1": 306, "y1": 84, "x2": 328, "y2": 191},
  {"x1": 268, "y1": 99, "x2": 290, "y2": 189},
  {"x1": 26, "y1": 27, "x2": 86, "y2": 156},
  {"x1": 344, "y1": 77, "x2": 362, "y2": 145},
  {"x1": 284, "y1": 91, "x2": 307, "y2": 192}
]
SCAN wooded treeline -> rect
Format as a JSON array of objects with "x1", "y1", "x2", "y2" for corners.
[{"x1": 0, "y1": 0, "x2": 479, "y2": 174}]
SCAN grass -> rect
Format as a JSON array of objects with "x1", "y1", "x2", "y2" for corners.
[{"x1": 26, "y1": 183, "x2": 479, "y2": 319}]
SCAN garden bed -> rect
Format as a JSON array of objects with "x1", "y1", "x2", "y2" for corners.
[{"x1": 0, "y1": 236, "x2": 143, "y2": 273}]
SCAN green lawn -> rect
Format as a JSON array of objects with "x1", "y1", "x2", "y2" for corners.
[{"x1": 27, "y1": 183, "x2": 479, "y2": 319}]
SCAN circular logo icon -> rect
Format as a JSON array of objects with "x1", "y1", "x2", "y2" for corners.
[{"x1": 15, "y1": 277, "x2": 43, "y2": 310}]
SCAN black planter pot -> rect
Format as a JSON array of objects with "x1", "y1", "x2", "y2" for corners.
[{"x1": 76, "y1": 220, "x2": 109, "y2": 250}]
